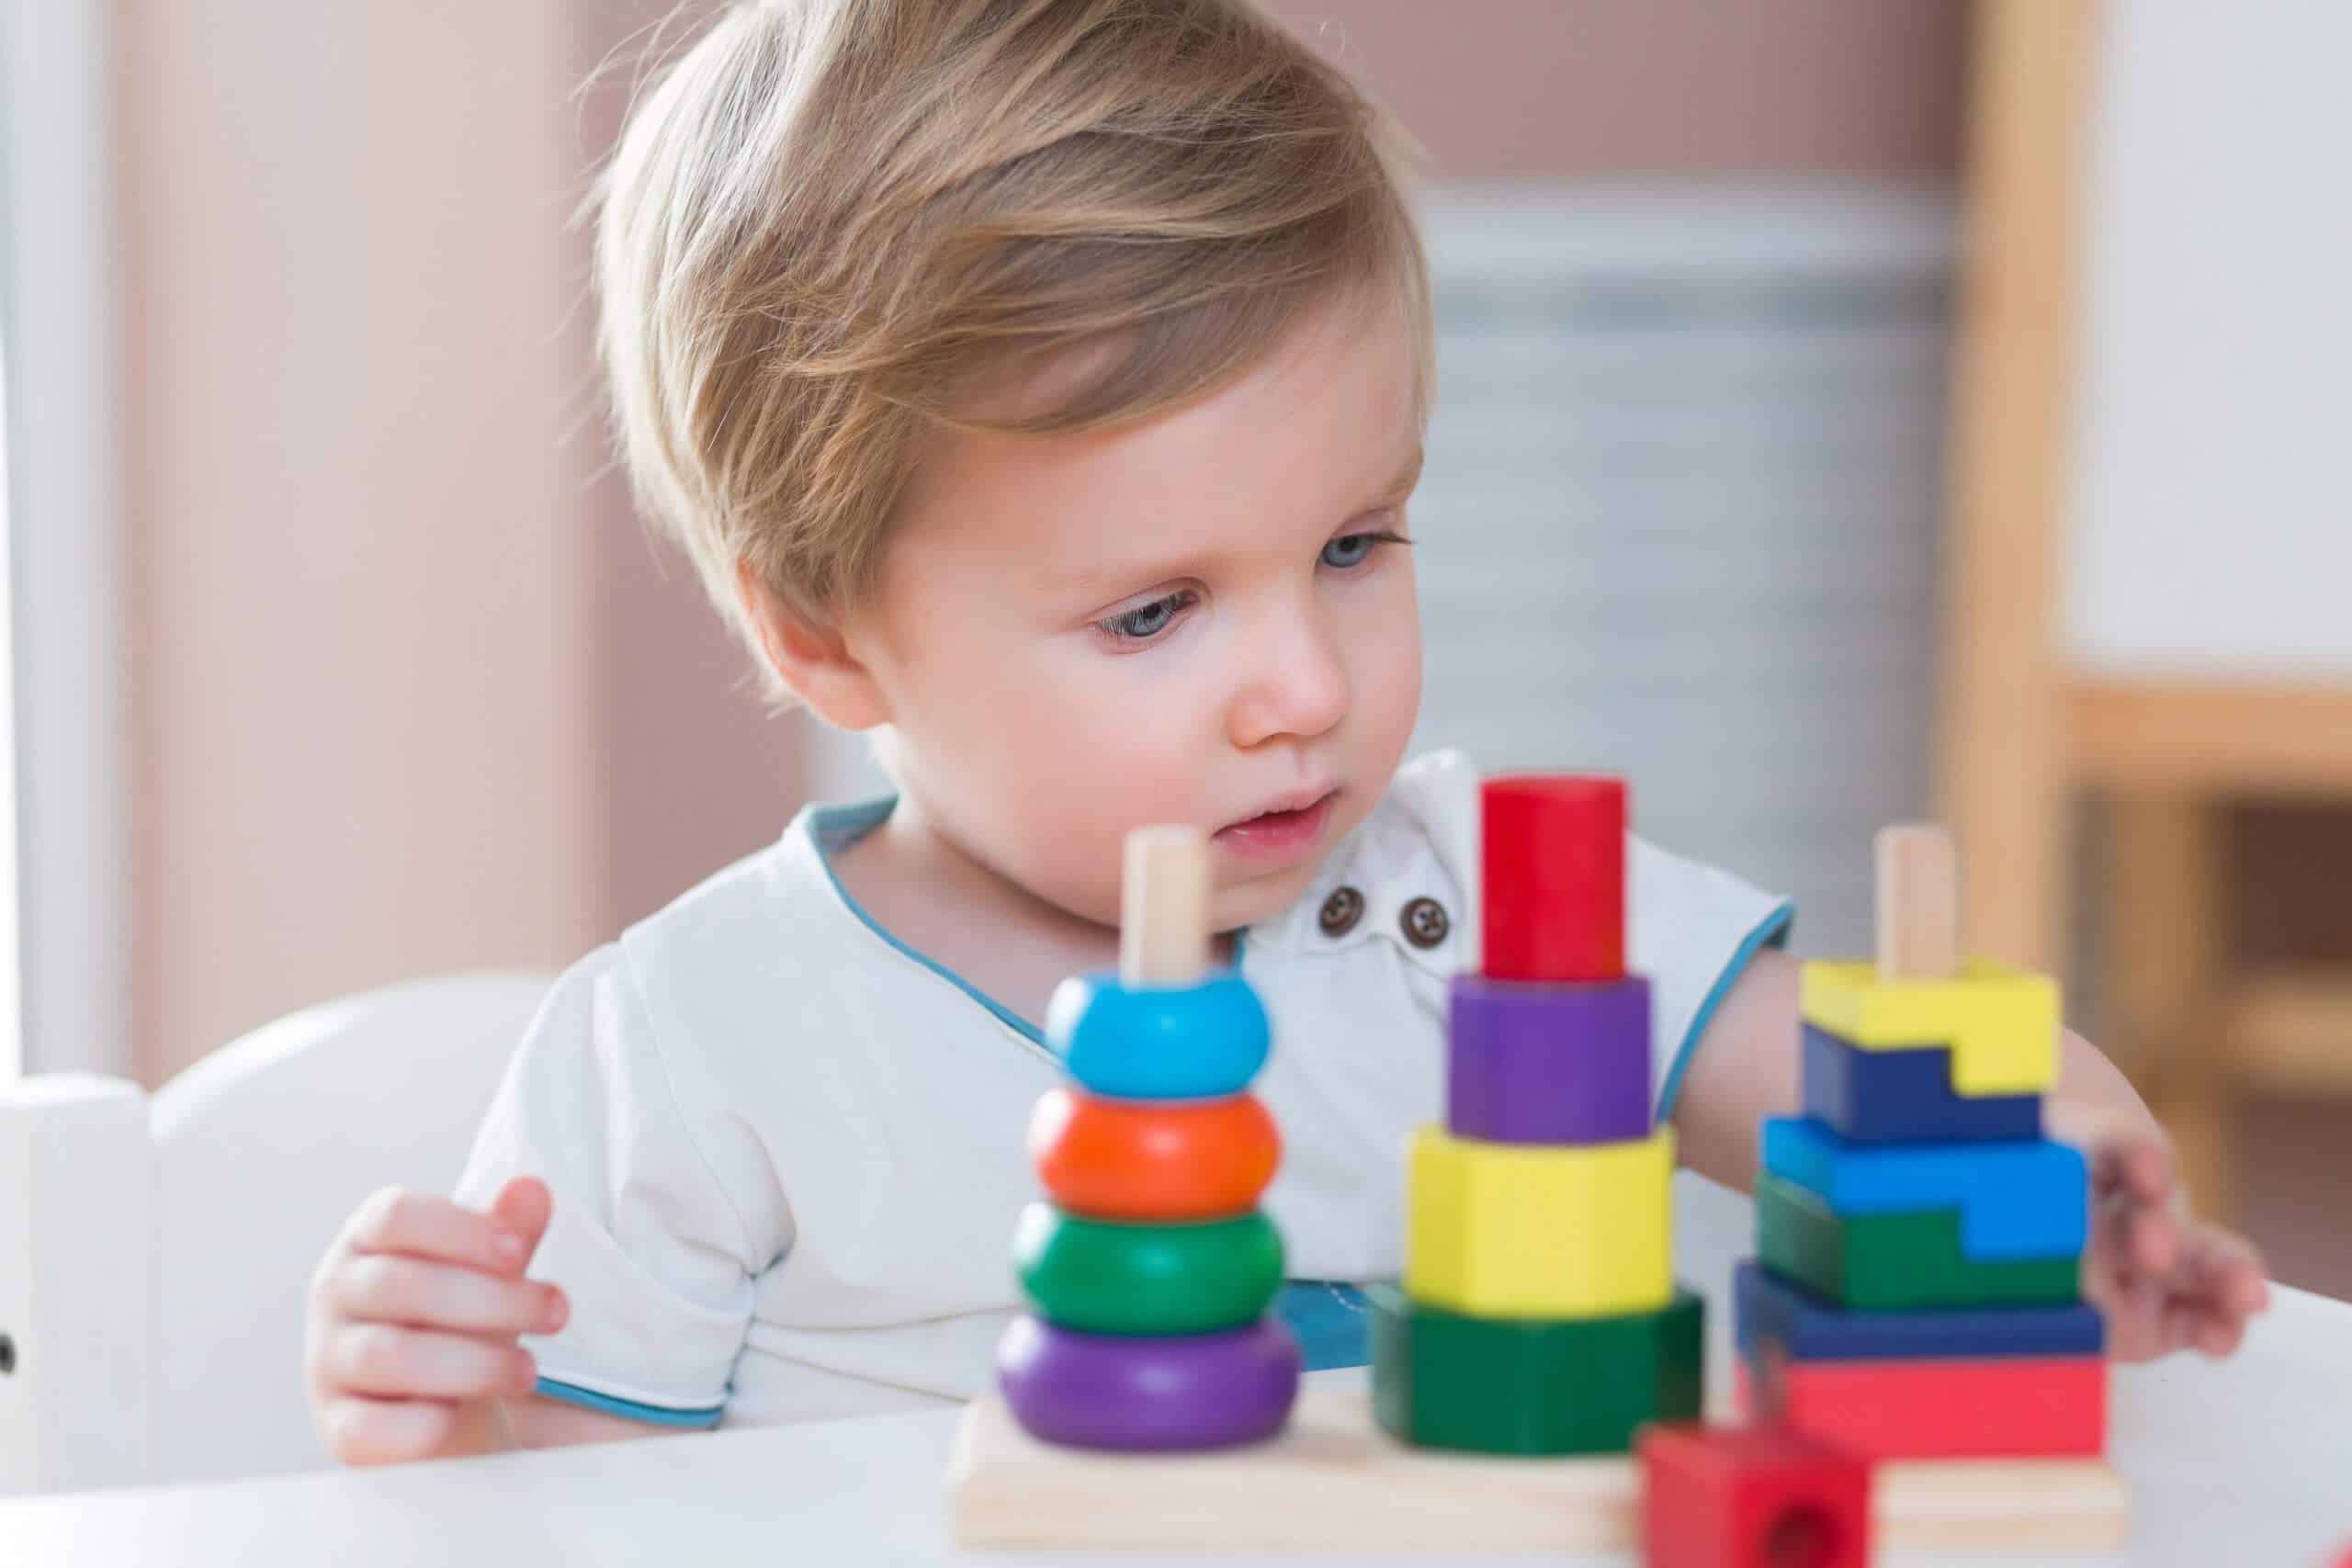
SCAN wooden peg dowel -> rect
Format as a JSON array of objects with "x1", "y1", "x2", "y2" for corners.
[
  {"x1": 1121, "y1": 825, "x2": 1208, "y2": 987},
  {"x1": 1876, "y1": 824, "x2": 1960, "y2": 981}
]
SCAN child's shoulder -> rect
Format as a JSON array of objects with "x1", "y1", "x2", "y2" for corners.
[
  {"x1": 609, "y1": 799, "x2": 870, "y2": 999},
  {"x1": 621, "y1": 805, "x2": 840, "y2": 947},
  {"x1": 514, "y1": 805, "x2": 862, "y2": 1063}
]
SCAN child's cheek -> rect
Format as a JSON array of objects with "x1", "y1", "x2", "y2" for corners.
[
  {"x1": 1351, "y1": 575, "x2": 1424, "y2": 761},
  {"x1": 1011, "y1": 700, "x2": 1190, "y2": 927}
]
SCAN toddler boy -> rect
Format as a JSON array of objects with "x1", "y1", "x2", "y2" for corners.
[{"x1": 303, "y1": 0, "x2": 2267, "y2": 1465}]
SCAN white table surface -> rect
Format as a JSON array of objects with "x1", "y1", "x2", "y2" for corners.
[{"x1": 6, "y1": 1177, "x2": 2347, "y2": 1567}]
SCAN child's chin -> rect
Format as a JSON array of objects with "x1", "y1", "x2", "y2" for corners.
[{"x1": 1214, "y1": 863, "x2": 1321, "y2": 929}]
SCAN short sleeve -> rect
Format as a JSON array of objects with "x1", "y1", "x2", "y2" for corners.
[
  {"x1": 1627, "y1": 834, "x2": 1795, "y2": 1122},
  {"x1": 452, "y1": 947, "x2": 787, "y2": 1428}
]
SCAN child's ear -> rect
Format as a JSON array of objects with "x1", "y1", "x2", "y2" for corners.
[{"x1": 734, "y1": 561, "x2": 892, "y2": 731}]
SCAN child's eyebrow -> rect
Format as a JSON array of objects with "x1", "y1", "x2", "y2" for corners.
[
  {"x1": 1052, "y1": 444, "x2": 1426, "y2": 603},
  {"x1": 1377, "y1": 446, "x2": 1426, "y2": 501}
]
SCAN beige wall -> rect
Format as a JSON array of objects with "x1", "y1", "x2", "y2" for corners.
[
  {"x1": 116, "y1": 0, "x2": 1957, "y2": 1082},
  {"x1": 119, "y1": 1, "x2": 597, "y2": 1080}
]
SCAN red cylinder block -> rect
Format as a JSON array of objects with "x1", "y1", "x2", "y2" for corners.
[{"x1": 1480, "y1": 775, "x2": 1625, "y2": 983}]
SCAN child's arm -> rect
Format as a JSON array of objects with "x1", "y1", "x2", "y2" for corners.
[{"x1": 1670, "y1": 949, "x2": 2272, "y2": 1360}]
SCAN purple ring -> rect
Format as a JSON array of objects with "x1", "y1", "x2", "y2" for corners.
[
  {"x1": 1448, "y1": 974, "x2": 1653, "y2": 1145},
  {"x1": 997, "y1": 1314, "x2": 1301, "y2": 1451}
]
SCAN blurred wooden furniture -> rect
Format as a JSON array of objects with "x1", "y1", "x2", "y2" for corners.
[{"x1": 1939, "y1": 0, "x2": 2352, "y2": 1220}]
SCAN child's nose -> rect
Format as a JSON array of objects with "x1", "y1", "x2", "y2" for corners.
[{"x1": 1226, "y1": 614, "x2": 1348, "y2": 749}]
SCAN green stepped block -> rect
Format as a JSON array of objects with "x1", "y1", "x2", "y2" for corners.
[
  {"x1": 1756, "y1": 1169, "x2": 2080, "y2": 1311},
  {"x1": 1368, "y1": 1283, "x2": 1702, "y2": 1456}
]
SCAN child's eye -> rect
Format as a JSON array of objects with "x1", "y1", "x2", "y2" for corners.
[
  {"x1": 1320, "y1": 528, "x2": 1411, "y2": 570},
  {"x1": 1094, "y1": 589, "x2": 1195, "y2": 646}
]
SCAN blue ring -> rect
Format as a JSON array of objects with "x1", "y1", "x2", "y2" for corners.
[{"x1": 1046, "y1": 969, "x2": 1271, "y2": 1099}]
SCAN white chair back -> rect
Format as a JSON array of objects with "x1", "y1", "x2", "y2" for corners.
[
  {"x1": 148, "y1": 971, "x2": 549, "y2": 1484},
  {"x1": 0, "y1": 968, "x2": 552, "y2": 1495}
]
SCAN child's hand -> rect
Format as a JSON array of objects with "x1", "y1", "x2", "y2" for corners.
[
  {"x1": 2067, "y1": 1111, "x2": 2271, "y2": 1361},
  {"x1": 303, "y1": 1176, "x2": 570, "y2": 1464}
]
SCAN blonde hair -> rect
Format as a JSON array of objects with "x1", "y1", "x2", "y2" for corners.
[{"x1": 594, "y1": 0, "x2": 1430, "y2": 699}]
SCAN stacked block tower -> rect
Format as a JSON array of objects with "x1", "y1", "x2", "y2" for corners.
[
  {"x1": 995, "y1": 825, "x2": 1304, "y2": 1451},
  {"x1": 1370, "y1": 775, "x2": 1702, "y2": 1453},
  {"x1": 1735, "y1": 825, "x2": 2107, "y2": 1460}
]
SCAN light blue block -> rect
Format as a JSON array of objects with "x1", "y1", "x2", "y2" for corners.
[{"x1": 1760, "y1": 1116, "x2": 2086, "y2": 1262}]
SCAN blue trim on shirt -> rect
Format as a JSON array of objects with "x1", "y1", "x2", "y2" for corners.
[
  {"x1": 533, "y1": 1375, "x2": 725, "y2": 1429},
  {"x1": 808, "y1": 797, "x2": 1050, "y2": 1047},
  {"x1": 1654, "y1": 902, "x2": 1796, "y2": 1122},
  {"x1": 806, "y1": 795, "x2": 1250, "y2": 1055}
]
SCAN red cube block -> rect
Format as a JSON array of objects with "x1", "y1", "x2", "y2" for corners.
[
  {"x1": 1638, "y1": 1421, "x2": 1871, "y2": 1568},
  {"x1": 1482, "y1": 775, "x2": 1625, "y2": 983}
]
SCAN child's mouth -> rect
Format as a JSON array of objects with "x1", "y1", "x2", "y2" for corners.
[{"x1": 1213, "y1": 790, "x2": 1338, "y2": 863}]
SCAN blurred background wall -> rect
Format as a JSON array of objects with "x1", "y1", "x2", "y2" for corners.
[{"x1": 2, "y1": 2, "x2": 2344, "y2": 1294}]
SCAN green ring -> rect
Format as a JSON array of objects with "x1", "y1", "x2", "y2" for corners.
[{"x1": 1013, "y1": 1203, "x2": 1283, "y2": 1336}]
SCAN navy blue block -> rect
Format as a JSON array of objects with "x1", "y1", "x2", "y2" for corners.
[
  {"x1": 1803, "y1": 1025, "x2": 2042, "y2": 1145},
  {"x1": 1735, "y1": 1260, "x2": 2103, "y2": 1363}
]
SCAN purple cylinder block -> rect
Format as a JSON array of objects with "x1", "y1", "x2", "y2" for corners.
[
  {"x1": 1447, "y1": 974, "x2": 1653, "y2": 1145},
  {"x1": 996, "y1": 1314, "x2": 1302, "y2": 1451}
]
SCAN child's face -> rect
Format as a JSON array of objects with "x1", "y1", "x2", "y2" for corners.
[{"x1": 848, "y1": 289, "x2": 1425, "y2": 934}]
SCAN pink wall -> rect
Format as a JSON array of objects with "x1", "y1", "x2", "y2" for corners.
[
  {"x1": 119, "y1": 1, "x2": 597, "y2": 1081},
  {"x1": 1257, "y1": 0, "x2": 1964, "y2": 175},
  {"x1": 118, "y1": 0, "x2": 1957, "y2": 1082},
  {"x1": 569, "y1": 8, "x2": 808, "y2": 935}
]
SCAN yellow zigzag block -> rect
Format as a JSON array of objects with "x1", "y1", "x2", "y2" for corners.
[
  {"x1": 1801, "y1": 958, "x2": 2061, "y2": 1097},
  {"x1": 1404, "y1": 1125, "x2": 1672, "y2": 1320}
]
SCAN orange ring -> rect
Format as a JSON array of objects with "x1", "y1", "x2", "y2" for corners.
[{"x1": 1028, "y1": 1089, "x2": 1280, "y2": 1222}]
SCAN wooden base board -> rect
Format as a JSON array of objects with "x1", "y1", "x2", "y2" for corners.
[{"x1": 947, "y1": 1390, "x2": 2129, "y2": 1552}]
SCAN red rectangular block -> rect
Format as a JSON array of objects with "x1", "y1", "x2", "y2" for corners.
[
  {"x1": 1736, "y1": 1353, "x2": 2106, "y2": 1461},
  {"x1": 1481, "y1": 776, "x2": 1624, "y2": 983}
]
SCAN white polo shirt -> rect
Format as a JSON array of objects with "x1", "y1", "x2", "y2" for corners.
[{"x1": 452, "y1": 749, "x2": 1791, "y2": 1430}]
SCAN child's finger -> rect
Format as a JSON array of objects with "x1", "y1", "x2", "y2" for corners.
[
  {"x1": 2118, "y1": 1135, "x2": 2172, "y2": 1205},
  {"x1": 332, "y1": 1253, "x2": 567, "y2": 1337},
  {"x1": 2083, "y1": 1123, "x2": 2127, "y2": 1197},
  {"x1": 317, "y1": 1393, "x2": 465, "y2": 1467},
  {"x1": 2192, "y1": 1313, "x2": 2245, "y2": 1359},
  {"x1": 320, "y1": 1322, "x2": 539, "y2": 1402},
  {"x1": 484, "y1": 1176, "x2": 555, "y2": 1277},
  {"x1": 2124, "y1": 1201, "x2": 2179, "y2": 1278},
  {"x1": 2182, "y1": 1226, "x2": 2270, "y2": 1315},
  {"x1": 343, "y1": 1186, "x2": 523, "y2": 1273},
  {"x1": 2090, "y1": 1133, "x2": 2170, "y2": 1205},
  {"x1": 2086, "y1": 1189, "x2": 2167, "y2": 1293},
  {"x1": 2159, "y1": 1296, "x2": 2210, "y2": 1356}
]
